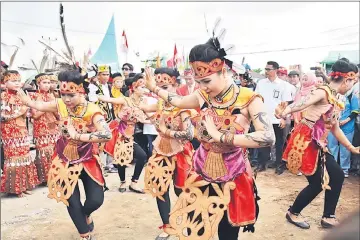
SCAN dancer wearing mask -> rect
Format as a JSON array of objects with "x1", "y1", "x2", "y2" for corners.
[
  {"x1": 140, "y1": 68, "x2": 196, "y2": 240},
  {"x1": 144, "y1": 27, "x2": 275, "y2": 239},
  {"x1": 276, "y1": 60, "x2": 360, "y2": 229},
  {"x1": 1, "y1": 70, "x2": 40, "y2": 197},
  {"x1": 30, "y1": 73, "x2": 60, "y2": 184},
  {"x1": 99, "y1": 73, "x2": 148, "y2": 193},
  {"x1": 18, "y1": 70, "x2": 111, "y2": 240}
]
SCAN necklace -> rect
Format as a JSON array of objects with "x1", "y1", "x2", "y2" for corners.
[
  {"x1": 66, "y1": 100, "x2": 88, "y2": 118},
  {"x1": 208, "y1": 84, "x2": 239, "y2": 109},
  {"x1": 325, "y1": 84, "x2": 337, "y2": 96},
  {"x1": 214, "y1": 84, "x2": 234, "y2": 103},
  {"x1": 162, "y1": 100, "x2": 176, "y2": 111},
  {"x1": 130, "y1": 95, "x2": 143, "y2": 107}
]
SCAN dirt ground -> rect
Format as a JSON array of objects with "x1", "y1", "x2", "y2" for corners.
[{"x1": 1, "y1": 165, "x2": 359, "y2": 240}]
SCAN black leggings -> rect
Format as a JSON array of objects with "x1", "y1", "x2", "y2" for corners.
[
  {"x1": 157, "y1": 187, "x2": 182, "y2": 225},
  {"x1": 117, "y1": 143, "x2": 147, "y2": 182},
  {"x1": 290, "y1": 152, "x2": 344, "y2": 217},
  {"x1": 218, "y1": 213, "x2": 240, "y2": 240},
  {"x1": 67, "y1": 170, "x2": 104, "y2": 234}
]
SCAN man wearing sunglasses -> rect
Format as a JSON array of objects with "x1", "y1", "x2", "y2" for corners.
[
  {"x1": 122, "y1": 63, "x2": 134, "y2": 78},
  {"x1": 255, "y1": 61, "x2": 293, "y2": 174}
]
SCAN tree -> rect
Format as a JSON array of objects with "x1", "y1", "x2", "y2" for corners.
[{"x1": 252, "y1": 68, "x2": 262, "y2": 73}]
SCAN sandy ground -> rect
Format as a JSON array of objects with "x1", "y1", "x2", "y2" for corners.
[{"x1": 1, "y1": 162, "x2": 359, "y2": 240}]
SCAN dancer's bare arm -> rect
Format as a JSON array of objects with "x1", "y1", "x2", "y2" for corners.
[
  {"x1": 17, "y1": 89, "x2": 57, "y2": 112},
  {"x1": 67, "y1": 114, "x2": 112, "y2": 143},
  {"x1": 202, "y1": 97, "x2": 275, "y2": 148}
]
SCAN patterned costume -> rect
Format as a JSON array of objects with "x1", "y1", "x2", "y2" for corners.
[
  {"x1": 30, "y1": 90, "x2": 60, "y2": 183},
  {"x1": 47, "y1": 98, "x2": 106, "y2": 206},
  {"x1": 104, "y1": 96, "x2": 147, "y2": 166},
  {"x1": 166, "y1": 86, "x2": 261, "y2": 239},
  {"x1": 144, "y1": 99, "x2": 195, "y2": 201},
  {"x1": 283, "y1": 85, "x2": 344, "y2": 189},
  {"x1": 1, "y1": 89, "x2": 40, "y2": 194}
]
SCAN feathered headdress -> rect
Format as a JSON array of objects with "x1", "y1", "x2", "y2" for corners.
[{"x1": 190, "y1": 17, "x2": 243, "y2": 79}]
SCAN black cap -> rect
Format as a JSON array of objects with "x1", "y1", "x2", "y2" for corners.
[{"x1": 288, "y1": 70, "x2": 300, "y2": 76}]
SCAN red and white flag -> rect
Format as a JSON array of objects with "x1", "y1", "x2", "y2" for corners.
[
  {"x1": 121, "y1": 30, "x2": 129, "y2": 53},
  {"x1": 173, "y1": 44, "x2": 178, "y2": 67}
]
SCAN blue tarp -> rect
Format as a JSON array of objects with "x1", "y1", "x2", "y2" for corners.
[{"x1": 91, "y1": 15, "x2": 120, "y2": 72}]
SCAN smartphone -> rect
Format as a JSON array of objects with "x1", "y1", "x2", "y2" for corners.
[{"x1": 310, "y1": 67, "x2": 320, "y2": 70}]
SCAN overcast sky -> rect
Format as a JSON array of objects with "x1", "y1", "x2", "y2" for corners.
[{"x1": 1, "y1": 2, "x2": 359, "y2": 74}]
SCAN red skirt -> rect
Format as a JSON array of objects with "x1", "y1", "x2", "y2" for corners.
[
  {"x1": 173, "y1": 141, "x2": 193, "y2": 188},
  {"x1": 283, "y1": 123, "x2": 319, "y2": 176}
]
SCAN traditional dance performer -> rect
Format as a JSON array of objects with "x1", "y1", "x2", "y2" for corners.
[
  {"x1": 140, "y1": 68, "x2": 196, "y2": 240},
  {"x1": 0, "y1": 70, "x2": 40, "y2": 197},
  {"x1": 18, "y1": 70, "x2": 111, "y2": 240},
  {"x1": 276, "y1": 59, "x2": 360, "y2": 229},
  {"x1": 144, "y1": 30, "x2": 275, "y2": 239},
  {"x1": 30, "y1": 73, "x2": 60, "y2": 184},
  {"x1": 98, "y1": 73, "x2": 148, "y2": 193},
  {"x1": 48, "y1": 73, "x2": 61, "y2": 98}
]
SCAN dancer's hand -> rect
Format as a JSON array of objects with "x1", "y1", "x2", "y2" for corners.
[
  {"x1": 17, "y1": 89, "x2": 31, "y2": 105},
  {"x1": 158, "y1": 119, "x2": 168, "y2": 135},
  {"x1": 275, "y1": 102, "x2": 288, "y2": 119},
  {"x1": 202, "y1": 115, "x2": 219, "y2": 143},
  {"x1": 144, "y1": 67, "x2": 156, "y2": 92},
  {"x1": 350, "y1": 146, "x2": 360, "y2": 154},
  {"x1": 66, "y1": 118, "x2": 78, "y2": 139},
  {"x1": 279, "y1": 119, "x2": 286, "y2": 129}
]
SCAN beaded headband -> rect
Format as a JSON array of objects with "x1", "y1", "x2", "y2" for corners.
[
  {"x1": 190, "y1": 58, "x2": 224, "y2": 79},
  {"x1": 329, "y1": 71, "x2": 356, "y2": 80},
  {"x1": 3, "y1": 72, "x2": 21, "y2": 83},
  {"x1": 36, "y1": 74, "x2": 50, "y2": 84},
  {"x1": 155, "y1": 73, "x2": 176, "y2": 86},
  {"x1": 49, "y1": 74, "x2": 59, "y2": 82},
  {"x1": 60, "y1": 82, "x2": 85, "y2": 94}
]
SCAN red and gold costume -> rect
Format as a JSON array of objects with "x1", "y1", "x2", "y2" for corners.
[
  {"x1": 167, "y1": 84, "x2": 261, "y2": 239},
  {"x1": 283, "y1": 85, "x2": 344, "y2": 189},
  {"x1": 144, "y1": 99, "x2": 196, "y2": 201},
  {"x1": 47, "y1": 96, "x2": 106, "y2": 206},
  {"x1": 104, "y1": 96, "x2": 147, "y2": 166},
  {"x1": 30, "y1": 89, "x2": 60, "y2": 183},
  {"x1": 1, "y1": 88, "x2": 40, "y2": 194}
]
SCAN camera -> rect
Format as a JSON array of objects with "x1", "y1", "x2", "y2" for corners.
[{"x1": 310, "y1": 67, "x2": 321, "y2": 71}]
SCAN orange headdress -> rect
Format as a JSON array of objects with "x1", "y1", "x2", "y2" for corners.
[
  {"x1": 190, "y1": 58, "x2": 225, "y2": 79},
  {"x1": 60, "y1": 82, "x2": 85, "y2": 94},
  {"x1": 3, "y1": 72, "x2": 21, "y2": 83},
  {"x1": 35, "y1": 74, "x2": 50, "y2": 84}
]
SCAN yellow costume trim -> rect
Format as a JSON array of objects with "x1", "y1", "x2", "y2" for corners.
[
  {"x1": 144, "y1": 153, "x2": 176, "y2": 201},
  {"x1": 47, "y1": 156, "x2": 83, "y2": 206},
  {"x1": 166, "y1": 174, "x2": 236, "y2": 240}
]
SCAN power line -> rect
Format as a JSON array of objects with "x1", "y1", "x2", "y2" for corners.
[
  {"x1": 229, "y1": 42, "x2": 359, "y2": 55},
  {"x1": 1, "y1": 19, "x2": 114, "y2": 36}
]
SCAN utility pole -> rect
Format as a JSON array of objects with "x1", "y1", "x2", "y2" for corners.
[{"x1": 41, "y1": 36, "x2": 57, "y2": 70}]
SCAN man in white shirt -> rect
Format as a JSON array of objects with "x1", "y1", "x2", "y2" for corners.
[
  {"x1": 143, "y1": 94, "x2": 159, "y2": 158},
  {"x1": 88, "y1": 65, "x2": 115, "y2": 122},
  {"x1": 255, "y1": 61, "x2": 293, "y2": 174}
]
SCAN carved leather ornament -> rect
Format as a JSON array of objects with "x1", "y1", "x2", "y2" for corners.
[{"x1": 190, "y1": 58, "x2": 224, "y2": 79}]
